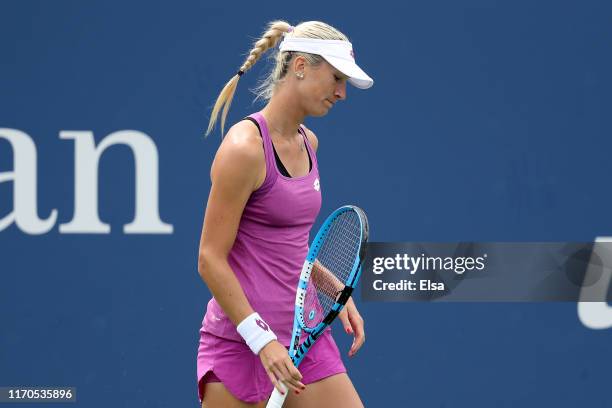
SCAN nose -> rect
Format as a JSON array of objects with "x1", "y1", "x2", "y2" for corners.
[{"x1": 334, "y1": 80, "x2": 347, "y2": 101}]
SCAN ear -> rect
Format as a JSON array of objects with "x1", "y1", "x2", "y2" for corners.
[{"x1": 292, "y1": 55, "x2": 307, "y2": 74}]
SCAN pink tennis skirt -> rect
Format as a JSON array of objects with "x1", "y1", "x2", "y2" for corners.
[{"x1": 196, "y1": 328, "x2": 346, "y2": 404}]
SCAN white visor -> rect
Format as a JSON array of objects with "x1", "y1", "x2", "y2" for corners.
[{"x1": 278, "y1": 37, "x2": 374, "y2": 89}]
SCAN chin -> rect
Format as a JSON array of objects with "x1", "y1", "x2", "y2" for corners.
[
  {"x1": 309, "y1": 105, "x2": 331, "y2": 117},
  {"x1": 304, "y1": 101, "x2": 332, "y2": 117}
]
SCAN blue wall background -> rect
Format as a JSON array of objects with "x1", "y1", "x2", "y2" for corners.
[{"x1": 1, "y1": 1, "x2": 611, "y2": 406}]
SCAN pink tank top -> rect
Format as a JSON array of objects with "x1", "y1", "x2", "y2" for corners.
[{"x1": 201, "y1": 112, "x2": 322, "y2": 345}]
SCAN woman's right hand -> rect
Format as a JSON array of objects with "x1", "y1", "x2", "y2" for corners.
[{"x1": 259, "y1": 340, "x2": 306, "y2": 395}]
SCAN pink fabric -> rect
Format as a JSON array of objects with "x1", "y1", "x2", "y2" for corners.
[
  {"x1": 197, "y1": 329, "x2": 345, "y2": 404},
  {"x1": 200, "y1": 111, "x2": 322, "y2": 346},
  {"x1": 202, "y1": 371, "x2": 220, "y2": 383}
]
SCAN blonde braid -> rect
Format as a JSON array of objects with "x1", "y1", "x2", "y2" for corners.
[{"x1": 205, "y1": 21, "x2": 292, "y2": 137}]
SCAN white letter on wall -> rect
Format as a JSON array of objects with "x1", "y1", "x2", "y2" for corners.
[
  {"x1": 578, "y1": 237, "x2": 612, "y2": 330},
  {"x1": 59, "y1": 130, "x2": 173, "y2": 234},
  {"x1": 0, "y1": 128, "x2": 57, "y2": 234}
]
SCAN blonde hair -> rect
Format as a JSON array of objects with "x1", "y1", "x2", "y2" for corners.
[{"x1": 205, "y1": 20, "x2": 349, "y2": 137}]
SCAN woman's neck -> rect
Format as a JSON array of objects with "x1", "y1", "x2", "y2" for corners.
[{"x1": 260, "y1": 91, "x2": 305, "y2": 140}]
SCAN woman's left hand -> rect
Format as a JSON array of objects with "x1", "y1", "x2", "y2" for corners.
[{"x1": 338, "y1": 297, "x2": 365, "y2": 357}]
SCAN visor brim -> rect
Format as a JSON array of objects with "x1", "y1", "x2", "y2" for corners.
[{"x1": 323, "y1": 55, "x2": 374, "y2": 89}]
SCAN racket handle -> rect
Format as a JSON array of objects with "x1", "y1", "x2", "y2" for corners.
[{"x1": 266, "y1": 384, "x2": 288, "y2": 408}]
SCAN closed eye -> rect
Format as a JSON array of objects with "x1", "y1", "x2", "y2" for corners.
[{"x1": 334, "y1": 73, "x2": 349, "y2": 82}]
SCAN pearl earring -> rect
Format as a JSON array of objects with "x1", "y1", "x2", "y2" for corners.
[{"x1": 296, "y1": 71, "x2": 304, "y2": 79}]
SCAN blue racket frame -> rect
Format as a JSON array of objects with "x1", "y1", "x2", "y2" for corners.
[{"x1": 289, "y1": 205, "x2": 369, "y2": 366}]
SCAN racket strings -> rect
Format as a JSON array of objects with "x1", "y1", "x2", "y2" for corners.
[{"x1": 303, "y1": 211, "x2": 361, "y2": 328}]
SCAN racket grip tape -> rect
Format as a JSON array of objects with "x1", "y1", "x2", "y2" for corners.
[{"x1": 266, "y1": 385, "x2": 288, "y2": 408}]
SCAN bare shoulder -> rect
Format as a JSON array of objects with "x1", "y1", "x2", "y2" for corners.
[
  {"x1": 301, "y1": 124, "x2": 319, "y2": 152},
  {"x1": 210, "y1": 120, "x2": 265, "y2": 190}
]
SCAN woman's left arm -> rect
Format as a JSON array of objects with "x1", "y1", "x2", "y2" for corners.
[{"x1": 338, "y1": 297, "x2": 365, "y2": 357}]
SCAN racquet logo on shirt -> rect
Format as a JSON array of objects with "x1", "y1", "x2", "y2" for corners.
[{"x1": 255, "y1": 319, "x2": 270, "y2": 332}]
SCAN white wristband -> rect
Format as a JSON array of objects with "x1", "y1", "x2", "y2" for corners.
[{"x1": 236, "y1": 312, "x2": 277, "y2": 355}]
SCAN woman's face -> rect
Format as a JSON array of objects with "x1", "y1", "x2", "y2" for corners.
[{"x1": 295, "y1": 58, "x2": 348, "y2": 117}]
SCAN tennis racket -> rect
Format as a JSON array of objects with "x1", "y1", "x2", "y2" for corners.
[{"x1": 266, "y1": 205, "x2": 369, "y2": 408}]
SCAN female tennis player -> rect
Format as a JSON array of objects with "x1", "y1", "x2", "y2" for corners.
[{"x1": 196, "y1": 20, "x2": 373, "y2": 407}]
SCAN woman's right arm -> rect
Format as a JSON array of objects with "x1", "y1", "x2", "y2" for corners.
[{"x1": 197, "y1": 123, "x2": 305, "y2": 394}]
